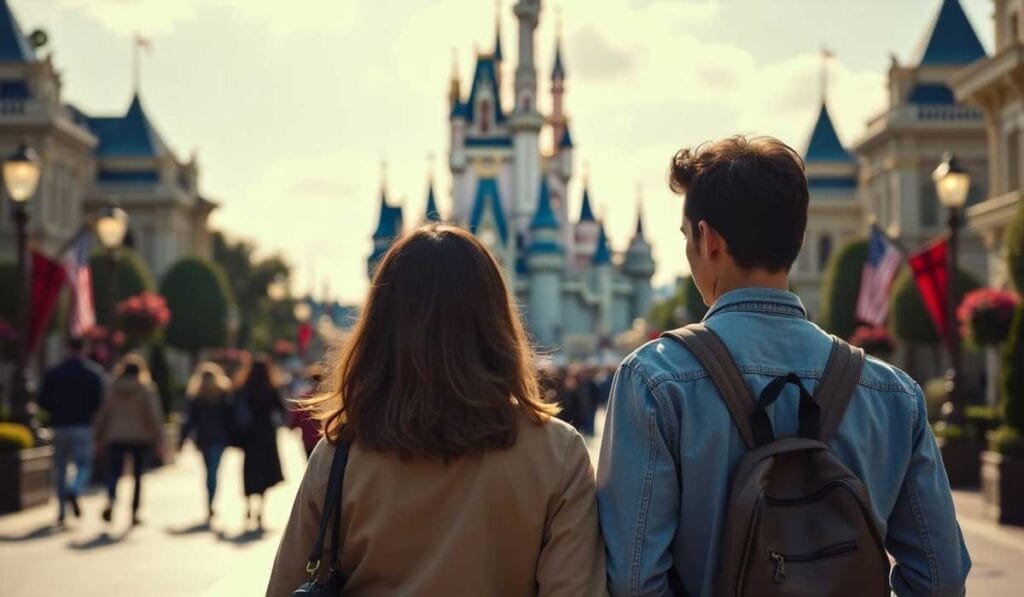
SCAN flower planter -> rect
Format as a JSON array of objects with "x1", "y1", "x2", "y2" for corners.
[
  {"x1": 980, "y1": 451, "x2": 1024, "y2": 525},
  {"x1": 0, "y1": 446, "x2": 54, "y2": 514},
  {"x1": 938, "y1": 438, "x2": 984, "y2": 488}
]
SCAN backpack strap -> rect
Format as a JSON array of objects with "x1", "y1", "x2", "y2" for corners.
[
  {"x1": 813, "y1": 338, "x2": 866, "y2": 444},
  {"x1": 304, "y1": 439, "x2": 351, "y2": 581},
  {"x1": 661, "y1": 324, "x2": 757, "y2": 449}
]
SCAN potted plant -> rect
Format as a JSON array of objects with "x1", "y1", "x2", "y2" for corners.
[
  {"x1": 115, "y1": 291, "x2": 171, "y2": 350},
  {"x1": 981, "y1": 304, "x2": 1024, "y2": 525},
  {"x1": 0, "y1": 422, "x2": 52, "y2": 514},
  {"x1": 849, "y1": 325, "x2": 895, "y2": 359}
]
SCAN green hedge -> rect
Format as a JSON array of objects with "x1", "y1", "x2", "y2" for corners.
[
  {"x1": 819, "y1": 238, "x2": 868, "y2": 339},
  {"x1": 160, "y1": 257, "x2": 236, "y2": 355},
  {"x1": 889, "y1": 267, "x2": 980, "y2": 345},
  {"x1": 89, "y1": 247, "x2": 155, "y2": 327}
]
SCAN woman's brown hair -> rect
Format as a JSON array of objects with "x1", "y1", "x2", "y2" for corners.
[{"x1": 309, "y1": 224, "x2": 558, "y2": 460}]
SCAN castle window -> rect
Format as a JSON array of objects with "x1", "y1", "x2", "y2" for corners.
[{"x1": 479, "y1": 99, "x2": 491, "y2": 133}]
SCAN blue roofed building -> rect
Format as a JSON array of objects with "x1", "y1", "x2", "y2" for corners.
[
  {"x1": 853, "y1": 0, "x2": 990, "y2": 284},
  {"x1": 370, "y1": 1, "x2": 655, "y2": 357},
  {"x1": 0, "y1": 0, "x2": 215, "y2": 278}
]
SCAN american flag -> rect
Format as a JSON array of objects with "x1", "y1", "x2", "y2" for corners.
[
  {"x1": 855, "y1": 226, "x2": 903, "y2": 327},
  {"x1": 61, "y1": 232, "x2": 95, "y2": 338}
]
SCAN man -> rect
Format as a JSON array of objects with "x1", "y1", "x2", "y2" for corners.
[
  {"x1": 597, "y1": 136, "x2": 969, "y2": 596},
  {"x1": 38, "y1": 337, "x2": 105, "y2": 525}
]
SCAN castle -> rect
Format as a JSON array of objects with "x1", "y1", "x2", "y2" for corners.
[{"x1": 368, "y1": 0, "x2": 655, "y2": 359}]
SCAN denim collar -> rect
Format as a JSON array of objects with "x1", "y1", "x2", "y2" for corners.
[{"x1": 703, "y1": 287, "x2": 807, "y2": 321}]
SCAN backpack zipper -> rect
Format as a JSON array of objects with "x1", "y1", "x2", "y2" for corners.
[{"x1": 769, "y1": 540, "x2": 858, "y2": 583}]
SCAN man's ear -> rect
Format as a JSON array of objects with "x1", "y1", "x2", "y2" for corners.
[{"x1": 698, "y1": 220, "x2": 724, "y2": 259}]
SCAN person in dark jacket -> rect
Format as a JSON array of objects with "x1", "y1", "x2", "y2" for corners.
[
  {"x1": 37, "y1": 337, "x2": 105, "y2": 525},
  {"x1": 287, "y1": 364, "x2": 323, "y2": 459},
  {"x1": 178, "y1": 361, "x2": 233, "y2": 524},
  {"x1": 234, "y1": 356, "x2": 284, "y2": 530}
]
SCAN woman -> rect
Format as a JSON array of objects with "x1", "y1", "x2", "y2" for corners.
[
  {"x1": 94, "y1": 354, "x2": 164, "y2": 526},
  {"x1": 235, "y1": 356, "x2": 284, "y2": 530},
  {"x1": 179, "y1": 361, "x2": 233, "y2": 523},
  {"x1": 267, "y1": 225, "x2": 606, "y2": 596}
]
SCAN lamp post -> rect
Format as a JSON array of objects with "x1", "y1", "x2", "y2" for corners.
[
  {"x1": 4, "y1": 143, "x2": 42, "y2": 426},
  {"x1": 96, "y1": 203, "x2": 128, "y2": 330},
  {"x1": 932, "y1": 152, "x2": 971, "y2": 426}
]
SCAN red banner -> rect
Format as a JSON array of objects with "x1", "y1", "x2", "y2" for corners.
[
  {"x1": 908, "y1": 238, "x2": 949, "y2": 339},
  {"x1": 28, "y1": 250, "x2": 67, "y2": 355}
]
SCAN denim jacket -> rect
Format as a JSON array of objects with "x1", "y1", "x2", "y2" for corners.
[{"x1": 596, "y1": 288, "x2": 970, "y2": 597}]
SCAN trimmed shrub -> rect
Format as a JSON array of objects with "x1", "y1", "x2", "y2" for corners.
[
  {"x1": 89, "y1": 248, "x2": 155, "y2": 327},
  {"x1": 160, "y1": 257, "x2": 236, "y2": 356},
  {"x1": 889, "y1": 267, "x2": 981, "y2": 345},
  {"x1": 819, "y1": 238, "x2": 868, "y2": 339}
]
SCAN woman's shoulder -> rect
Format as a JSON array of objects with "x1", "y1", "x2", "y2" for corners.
[{"x1": 514, "y1": 410, "x2": 588, "y2": 462}]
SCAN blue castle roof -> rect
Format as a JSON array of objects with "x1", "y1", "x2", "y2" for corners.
[
  {"x1": 804, "y1": 103, "x2": 852, "y2": 163},
  {"x1": 915, "y1": 0, "x2": 986, "y2": 67},
  {"x1": 559, "y1": 123, "x2": 574, "y2": 149},
  {"x1": 592, "y1": 222, "x2": 612, "y2": 265},
  {"x1": 453, "y1": 55, "x2": 507, "y2": 126},
  {"x1": 86, "y1": 95, "x2": 168, "y2": 158},
  {"x1": 578, "y1": 186, "x2": 595, "y2": 222},
  {"x1": 425, "y1": 182, "x2": 441, "y2": 222},
  {"x1": 530, "y1": 177, "x2": 559, "y2": 230},
  {"x1": 0, "y1": 0, "x2": 34, "y2": 62},
  {"x1": 908, "y1": 83, "x2": 955, "y2": 105},
  {"x1": 373, "y1": 190, "x2": 403, "y2": 240},
  {"x1": 469, "y1": 177, "x2": 508, "y2": 243},
  {"x1": 552, "y1": 41, "x2": 566, "y2": 80}
]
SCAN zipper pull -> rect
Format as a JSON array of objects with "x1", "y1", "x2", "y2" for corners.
[{"x1": 770, "y1": 552, "x2": 786, "y2": 583}]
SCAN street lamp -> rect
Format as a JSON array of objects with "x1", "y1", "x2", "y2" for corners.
[
  {"x1": 96, "y1": 203, "x2": 128, "y2": 329},
  {"x1": 293, "y1": 301, "x2": 312, "y2": 323},
  {"x1": 4, "y1": 143, "x2": 41, "y2": 427},
  {"x1": 932, "y1": 152, "x2": 971, "y2": 425}
]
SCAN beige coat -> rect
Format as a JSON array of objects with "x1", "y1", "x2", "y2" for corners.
[
  {"x1": 94, "y1": 378, "x2": 164, "y2": 446},
  {"x1": 267, "y1": 413, "x2": 607, "y2": 596}
]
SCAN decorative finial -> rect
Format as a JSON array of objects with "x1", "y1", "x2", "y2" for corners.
[
  {"x1": 426, "y1": 151, "x2": 435, "y2": 183},
  {"x1": 582, "y1": 160, "x2": 590, "y2": 185},
  {"x1": 380, "y1": 158, "x2": 388, "y2": 193},
  {"x1": 131, "y1": 32, "x2": 152, "y2": 94},
  {"x1": 451, "y1": 47, "x2": 459, "y2": 79},
  {"x1": 556, "y1": 4, "x2": 564, "y2": 40},
  {"x1": 820, "y1": 46, "x2": 834, "y2": 104}
]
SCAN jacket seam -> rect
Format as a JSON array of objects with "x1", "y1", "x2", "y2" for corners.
[{"x1": 620, "y1": 364, "x2": 660, "y2": 596}]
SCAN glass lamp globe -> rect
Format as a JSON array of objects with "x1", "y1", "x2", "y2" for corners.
[
  {"x1": 293, "y1": 302, "x2": 312, "y2": 323},
  {"x1": 267, "y1": 276, "x2": 288, "y2": 301},
  {"x1": 3, "y1": 144, "x2": 41, "y2": 203},
  {"x1": 932, "y1": 152, "x2": 971, "y2": 209},
  {"x1": 96, "y1": 205, "x2": 129, "y2": 249}
]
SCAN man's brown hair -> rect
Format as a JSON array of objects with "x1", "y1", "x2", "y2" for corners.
[
  {"x1": 669, "y1": 135, "x2": 808, "y2": 272},
  {"x1": 308, "y1": 224, "x2": 558, "y2": 460}
]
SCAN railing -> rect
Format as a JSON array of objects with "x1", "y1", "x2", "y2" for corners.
[
  {"x1": 0, "y1": 99, "x2": 27, "y2": 116},
  {"x1": 914, "y1": 105, "x2": 983, "y2": 122},
  {"x1": 864, "y1": 103, "x2": 984, "y2": 133}
]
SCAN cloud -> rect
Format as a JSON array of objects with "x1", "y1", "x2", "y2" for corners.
[{"x1": 568, "y1": 26, "x2": 644, "y2": 80}]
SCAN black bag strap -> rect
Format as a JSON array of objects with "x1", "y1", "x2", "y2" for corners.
[
  {"x1": 661, "y1": 324, "x2": 757, "y2": 449},
  {"x1": 813, "y1": 338, "x2": 866, "y2": 444},
  {"x1": 305, "y1": 439, "x2": 351, "y2": 580}
]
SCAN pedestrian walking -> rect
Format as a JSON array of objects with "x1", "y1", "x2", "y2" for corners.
[
  {"x1": 93, "y1": 354, "x2": 164, "y2": 526},
  {"x1": 597, "y1": 136, "x2": 969, "y2": 595},
  {"x1": 267, "y1": 225, "x2": 605, "y2": 596},
  {"x1": 287, "y1": 364, "x2": 323, "y2": 459},
  {"x1": 37, "y1": 337, "x2": 105, "y2": 525},
  {"x1": 235, "y1": 357, "x2": 284, "y2": 530},
  {"x1": 178, "y1": 361, "x2": 233, "y2": 524}
]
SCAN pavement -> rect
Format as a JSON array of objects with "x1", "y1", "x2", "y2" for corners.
[{"x1": 1, "y1": 420, "x2": 1022, "y2": 596}]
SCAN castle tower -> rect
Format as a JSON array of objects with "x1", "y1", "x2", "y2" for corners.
[
  {"x1": 424, "y1": 177, "x2": 441, "y2": 222},
  {"x1": 510, "y1": 0, "x2": 545, "y2": 237},
  {"x1": 550, "y1": 35, "x2": 567, "y2": 151},
  {"x1": 590, "y1": 220, "x2": 613, "y2": 339},
  {"x1": 368, "y1": 184, "x2": 403, "y2": 277},
  {"x1": 573, "y1": 183, "x2": 598, "y2": 269},
  {"x1": 526, "y1": 177, "x2": 564, "y2": 348},
  {"x1": 622, "y1": 206, "x2": 656, "y2": 322}
]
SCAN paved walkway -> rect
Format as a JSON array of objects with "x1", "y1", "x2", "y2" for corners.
[{"x1": 1, "y1": 421, "x2": 1022, "y2": 595}]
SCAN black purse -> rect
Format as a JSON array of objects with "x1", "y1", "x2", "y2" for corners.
[{"x1": 292, "y1": 440, "x2": 351, "y2": 596}]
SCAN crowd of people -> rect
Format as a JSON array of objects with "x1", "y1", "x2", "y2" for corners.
[
  {"x1": 542, "y1": 365, "x2": 612, "y2": 437},
  {"x1": 37, "y1": 339, "x2": 326, "y2": 530}
]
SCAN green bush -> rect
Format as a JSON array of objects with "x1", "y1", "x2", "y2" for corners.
[
  {"x1": 684, "y1": 276, "x2": 708, "y2": 322},
  {"x1": 161, "y1": 257, "x2": 236, "y2": 356},
  {"x1": 89, "y1": 247, "x2": 156, "y2": 327},
  {"x1": 0, "y1": 422, "x2": 33, "y2": 451},
  {"x1": 820, "y1": 239, "x2": 868, "y2": 339},
  {"x1": 989, "y1": 425, "x2": 1024, "y2": 457},
  {"x1": 1006, "y1": 197, "x2": 1024, "y2": 294},
  {"x1": 889, "y1": 267, "x2": 981, "y2": 345}
]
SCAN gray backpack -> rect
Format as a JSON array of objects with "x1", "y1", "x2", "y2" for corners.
[{"x1": 662, "y1": 324, "x2": 891, "y2": 596}]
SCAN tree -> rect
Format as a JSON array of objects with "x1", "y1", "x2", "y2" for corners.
[
  {"x1": 89, "y1": 248, "x2": 155, "y2": 327},
  {"x1": 160, "y1": 257, "x2": 236, "y2": 359},
  {"x1": 1007, "y1": 198, "x2": 1024, "y2": 294},
  {"x1": 684, "y1": 276, "x2": 709, "y2": 322},
  {"x1": 211, "y1": 231, "x2": 294, "y2": 351},
  {"x1": 819, "y1": 238, "x2": 868, "y2": 339},
  {"x1": 889, "y1": 267, "x2": 981, "y2": 345}
]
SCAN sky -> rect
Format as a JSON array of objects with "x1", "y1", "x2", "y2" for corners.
[{"x1": 11, "y1": 0, "x2": 996, "y2": 303}]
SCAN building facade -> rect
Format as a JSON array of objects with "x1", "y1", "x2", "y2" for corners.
[
  {"x1": 0, "y1": 0, "x2": 214, "y2": 280},
  {"x1": 369, "y1": 0, "x2": 655, "y2": 359}
]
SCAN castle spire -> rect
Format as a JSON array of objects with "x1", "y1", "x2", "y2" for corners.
[{"x1": 494, "y1": 0, "x2": 503, "y2": 62}]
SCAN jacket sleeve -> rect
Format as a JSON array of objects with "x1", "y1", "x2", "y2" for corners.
[
  {"x1": 266, "y1": 440, "x2": 330, "y2": 597},
  {"x1": 596, "y1": 363, "x2": 679, "y2": 597},
  {"x1": 886, "y1": 385, "x2": 971, "y2": 597},
  {"x1": 536, "y1": 430, "x2": 608, "y2": 597}
]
